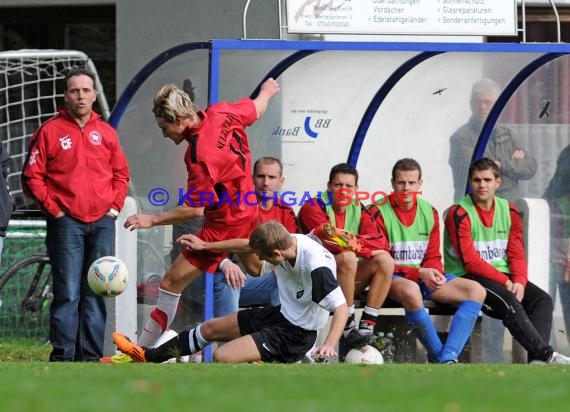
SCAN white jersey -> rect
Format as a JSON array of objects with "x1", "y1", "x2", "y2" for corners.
[{"x1": 260, "y1": 234, "x2": 346, "y2": 331}]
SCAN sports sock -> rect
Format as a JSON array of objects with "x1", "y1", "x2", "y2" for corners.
[
  {"x1": 438, "y1": 300, "x2": 482, "y2": 363},
  {"x1": 359, "y1": 306, "x2": 380, "y2": 335},
  {"x1": 405, "y1": 308, "x2": 442, "y2": 361},
  {"x1": 343, "y1": 309, "x2": 356, "y2": 338},
  {"x1": 138, "y1": 288, "x2": 181, "y2": 347},
  {"x1": 144, "y1": 332, "x2": 185, "y2": 363},
  {"x1": 186, "y1": 325, "x2": 209, "y2": 353}
]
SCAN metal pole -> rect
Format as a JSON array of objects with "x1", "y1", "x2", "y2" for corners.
[
  {"x1": 243, "y1": 0, "x2": 253, "y2": 39},
  {"x1": 547, "y1": 0, "x2": 562, "y2": 43}
]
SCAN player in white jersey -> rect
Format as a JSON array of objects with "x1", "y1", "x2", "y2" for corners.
[{"x1": 111, "y1": 221, "x2": 348, "y2": 363}]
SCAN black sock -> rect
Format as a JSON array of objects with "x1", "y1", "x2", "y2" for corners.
[{"x1": 145, "y1": 330, "x2": 190, "y2": 363}]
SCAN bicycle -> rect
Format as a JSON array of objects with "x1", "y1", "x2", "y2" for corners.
[{"x1": 0, "y1": 253, "x2": 53, "y2": 344}]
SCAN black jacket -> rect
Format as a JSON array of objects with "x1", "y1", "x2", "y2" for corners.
[{"x1": 0, "y1": 143, "x2": 14, "y2": 237}]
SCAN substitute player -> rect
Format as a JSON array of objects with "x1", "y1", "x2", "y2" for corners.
[
  {"x1": 125, "y1": 78, "x2": 280, "y2": 348},
  {"x1": 111, "y1": 221, "x2": 348, "y2": 363},
  {"x1": 444, "y1": 157, "x2": 570, "y2": 364},
  {"x1": 298, "y1": 163, "x2": 393, "y2": 358},
  {"x1": 369, "y1": 158, "x2": 485, "y2": 363}
]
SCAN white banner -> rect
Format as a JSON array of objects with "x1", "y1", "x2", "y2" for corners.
[{"x1": 286, "y1": 0, "x2": 517, "y2": 36}]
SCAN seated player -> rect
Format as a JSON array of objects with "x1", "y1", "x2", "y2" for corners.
[
  {"x1": 369, "y1": 158, "x2": 485, "y2": 363},
  {"x1": 298, "y1": 163, "x2": 393, "y2": 359},
  {"x1": 110, "y1": 221, "x2": 348, "y2": 364},
  {"x1": 444, "y1": 157, "x2": 570, "y2": 364}
]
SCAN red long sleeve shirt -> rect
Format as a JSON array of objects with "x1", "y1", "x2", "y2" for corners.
[
  {"x1": 369, "y1": 200, "x2": 443, "y2": 283},
  {"x1": 444, "y1": 200, "x2": 528, "y2": 286},
  {"x1": 298, "y1": 199, "x2": 388, "y2": 258}
]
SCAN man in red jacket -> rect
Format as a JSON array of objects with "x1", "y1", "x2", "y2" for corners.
[
  {"x1": 444, "y1": 157, "x2": 570, "y2": 364},
  {"x1": 22, "y1": 68, "x2": 130, "y2": 361}
]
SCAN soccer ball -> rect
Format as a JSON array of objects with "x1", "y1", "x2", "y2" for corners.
[
  {"x1": 344, "y1": 345, "x2": 384, "y2": 365},
  {"x1": 87, "y1": 256, "x2": 129, "y2": 297}
]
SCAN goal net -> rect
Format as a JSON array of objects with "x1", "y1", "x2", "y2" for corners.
[{"x1": 0, "y1": 49, "x2": 110, "y2": 213}]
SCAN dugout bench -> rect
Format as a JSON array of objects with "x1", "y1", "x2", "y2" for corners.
[{"x1": 351, "y1": 294, "x2": 482, "y2": 363}]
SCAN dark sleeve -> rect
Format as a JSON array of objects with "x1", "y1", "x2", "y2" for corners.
[{"x1": 311, "y1": 266, "x2": 340, "y2": 304}]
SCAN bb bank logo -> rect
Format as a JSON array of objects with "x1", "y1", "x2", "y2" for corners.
[{"x1": 272, "y1": 112, "x2": 332, "y2": 139}]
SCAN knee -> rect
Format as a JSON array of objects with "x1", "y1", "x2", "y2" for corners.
[
  {"x1": 371, "y1": 251, "x2": 394, "y2": 277},
  {"x1": 335, "y1": 252, "x2": 358, "y2": 275},
  {"x1": 539, "y1": 292, "x2": 554, "y2": 313},
  {"x1": 469, "y1": 283, "x2": 486, "y2": 303},
  {"x1": 400, "y1": 284, "x2": 423, "y2": 308}
]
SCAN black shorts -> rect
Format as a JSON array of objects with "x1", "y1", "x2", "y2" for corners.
[{"x1": 237, "y1": 305, "x2": 317, "y2": 363}]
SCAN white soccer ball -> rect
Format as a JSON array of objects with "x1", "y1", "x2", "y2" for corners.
[
  {"x1": 344, "y1": 345, "x2": 384, "y2": 365},
  {"x1": 87, "y1": 256, "x2": 129, "y2": 297}
]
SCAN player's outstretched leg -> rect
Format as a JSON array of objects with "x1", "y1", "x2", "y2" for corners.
[{"x1": 113, "y1": 332, "x2": 147, "y2": 362}]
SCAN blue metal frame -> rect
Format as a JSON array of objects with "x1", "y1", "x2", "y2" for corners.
[{"x1": 110, "y1": 38, "x2": 570, "y2": 364}]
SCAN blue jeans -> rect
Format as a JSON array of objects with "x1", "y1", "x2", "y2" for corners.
[
  {"x1": 186, "y1": 273, "x2": 240, "y2": 317},
  {"x1": 46, "y1": 214, "x2": 115, "y2": 361},
  {"x1": 239, "y1": 273, "x2": 280, "y2": 307}
]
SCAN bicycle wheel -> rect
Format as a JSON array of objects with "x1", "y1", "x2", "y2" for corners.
[{"x1": 0, "y1": 254, "x2": 53, "y2": 344}]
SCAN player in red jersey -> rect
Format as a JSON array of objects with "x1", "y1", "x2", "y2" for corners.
[
  {"x1": 369, "y1": 158, "x2": 485, "y2": 363},
  {"x1": 126, "y1": 78, "x2": 279, "y2": 347},
  {"x1": 298, "y1": 163, "x2": 393, "y2": 359},
  {"x1": 444, "y1": 157, "x2": 570, "y2": 364}
]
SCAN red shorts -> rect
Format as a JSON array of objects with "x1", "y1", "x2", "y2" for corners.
[{"x1": 181, "y1": 217, "x2": 258, "y2": 273}]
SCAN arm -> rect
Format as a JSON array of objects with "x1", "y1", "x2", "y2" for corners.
[
  {"x1": 494, "y1": 127, "x2": 537, "y2": 180},
  {"x1": 252, "y1": 78, "x2": 280, "y2": 119},
  {"x1": 445, "y1": 205, "x2": 511, "y2": 285},
  {"x1": 506, "y1": 204, "x2": 528, "y2": 287},
  {"x1": 125, "y1": 205, "x2": 204, "y2": 230},
  {"x1": 358, "y1": 206, "x2": 388, "y2": 255},
  {"x1": 298, "y1": 200, "x2": 329, "y2": 234},
  {"x1": 22, "y1": 127, "x2": 63, "y2": 217},
  {"x1": 109, "y1": 131, "x2": 130, "y2": 211},
  {"x1": 177, "y1": 234, "x2": 251, "y2": 254},
  {"x1": 312, "y1": 303, "x2": 348, "y2": 358}
]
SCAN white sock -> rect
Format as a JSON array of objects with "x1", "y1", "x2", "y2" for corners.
[{"x1": 138, "y1": 288, "x2": 181, "y2": 346}]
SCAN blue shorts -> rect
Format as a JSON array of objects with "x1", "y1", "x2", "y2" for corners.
[{"x1": 393, "y1": 273, "x2": 457, "y2": 300}]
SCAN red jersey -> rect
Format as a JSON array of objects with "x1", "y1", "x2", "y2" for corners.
[
  {"x1": 369, "y1": 197, "x2": 443, "y2": 283},
  {"x1": 444, "y1": 200, "x2": 528, "y2": 286},
  {"x1": 298, "y1": 198, "x2": 388, "y2": 258},
  {"x1": 22, "y1": 108, "x2": 130, "y2": 222},
  {"x1": 181, "y1": 98, "x2": 258, "y2": 231},
  {"x1": 258, "y1": 198, "x2": 299, "y2": 232}
]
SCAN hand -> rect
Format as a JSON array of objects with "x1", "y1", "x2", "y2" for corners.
[
  {"x1": 511, "y1": 282, "x2": 525, "y2": 302},
  {"x1": 220, "y1": 260, "x2": 246, "y2": 289},
  {"x1": 54, "y1": 211, "x2": 65, "y2": 218},
  {"x1": 311, "y1": 344, "x2": 337, "y2": 359},
  {"x1": 418, "y1": 268, "x2": 446, "y2": 290},
  {"x1": 177, "y1": 233, "x2": 207, "y2": 251},
  {"x1": 124, "y1": 214, "x2": 153, "y2": 230},
  {"x1": 512, "y1": 150, "x2": 526, "y2": 160},
  {"x1": 260, "y1": 78, "x2": 280, "y2": 98}
]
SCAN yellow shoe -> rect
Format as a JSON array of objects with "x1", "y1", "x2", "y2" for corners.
[
  {"x1": 113, "y1": 332, "x2": 147, "y2": 362},
  {"x1": 100, "y1": 353, "x2": 134, "y2": 364}
]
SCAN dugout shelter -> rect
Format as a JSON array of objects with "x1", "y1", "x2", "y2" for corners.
[{"x1": 110, "y1": 39, "x2": 570, "y2": 361}]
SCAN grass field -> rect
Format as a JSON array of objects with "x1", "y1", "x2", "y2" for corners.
[{"x1": 1, "y1": 345, "x2": 570, "y2": 412}]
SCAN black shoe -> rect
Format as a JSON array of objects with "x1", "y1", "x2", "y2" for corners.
[{"x1": 339, "y1": 329, "x2": 375, "y2": 362}]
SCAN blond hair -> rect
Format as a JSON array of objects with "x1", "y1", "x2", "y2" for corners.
[{"x1": 152, "y1": 83, "x2": 200, "y2": 123}]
